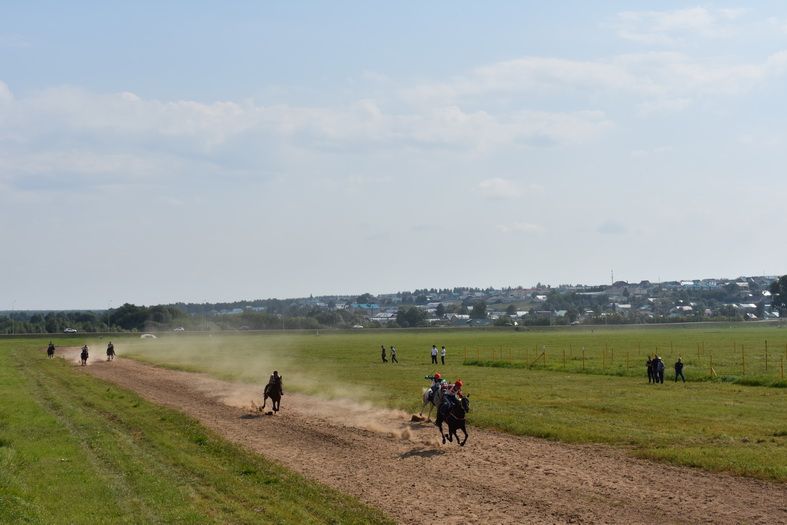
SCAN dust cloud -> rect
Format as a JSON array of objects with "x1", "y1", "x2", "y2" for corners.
[{"x1": 70, "y1": 335, "x2": 426, "y2": 441}]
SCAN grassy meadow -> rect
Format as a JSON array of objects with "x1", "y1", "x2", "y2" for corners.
[
  {"x1": 110, "y1": 325, "x2": 787, "y2": 481},
  {"x1": 0, "y1": 338, "x2": 392, "y2": 524}
]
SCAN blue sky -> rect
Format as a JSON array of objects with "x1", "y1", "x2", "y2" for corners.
[{"x1": 2, "y1": 2, "x2": 787, "y2": 309}]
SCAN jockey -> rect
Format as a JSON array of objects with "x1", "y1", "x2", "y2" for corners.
[
  {"x1": 424, "y1": 372, "x2": 444, "y2": 401},
  {"x1": 267, "y1": 370, "x2": 283, "y2": 396}
]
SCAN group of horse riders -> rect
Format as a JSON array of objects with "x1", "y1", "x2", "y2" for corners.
[
  {"x1": 67, "y1": 341, "x2": 115, "y2": 365},
  {"x1": 424, "y1": 372, "x2": 464, "y2": 426}
]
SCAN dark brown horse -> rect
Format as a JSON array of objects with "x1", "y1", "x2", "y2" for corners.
[
  {"x1": 80, "y1": 346, "x2": 89, "y2": 366},
  {"x1": 262, "y1": 382, "x2": 282, "y2": 413},
  {"x1": 47, "y1": 343, "x2": 55, "y2": 359},
  {"x1": 438, "y1": 395, "x2": 470, "y2": 446}
]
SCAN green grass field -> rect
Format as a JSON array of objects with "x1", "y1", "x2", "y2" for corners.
[
  {"x1": 0, "y1": 338, "x2": 392, "y2": 524},
  {"x1": 110, "y1": 326, "x2": 787, "y2": 481}
]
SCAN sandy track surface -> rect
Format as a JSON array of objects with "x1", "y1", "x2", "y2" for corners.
[{"x1": 62, "y1": 349, "x2": 786, "y2": 524}]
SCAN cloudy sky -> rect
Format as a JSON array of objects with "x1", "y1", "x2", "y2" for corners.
[{"x1": 2, "y1": 2, "x2": 787, "y2": 309}]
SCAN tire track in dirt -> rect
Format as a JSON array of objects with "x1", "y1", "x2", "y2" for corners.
[{"x1": 64, "y1": 350, "x2": 786, "y2": 525}]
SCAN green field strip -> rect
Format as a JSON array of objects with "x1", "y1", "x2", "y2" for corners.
[{"x1": 0, "y1": 341, "x2": 393, "y2": 525}]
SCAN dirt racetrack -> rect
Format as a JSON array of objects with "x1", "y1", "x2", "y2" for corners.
[{"x1": 64, "y1": 349, "x2": 786, "y2": 524}]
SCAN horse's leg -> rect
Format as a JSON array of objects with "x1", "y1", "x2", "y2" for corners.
[
  {"x1": 261, "y1": 393, "x2": 268, "y2": 410},
  {"x1": 459, "y1": 424, "x2": 468, "y2": 447}
]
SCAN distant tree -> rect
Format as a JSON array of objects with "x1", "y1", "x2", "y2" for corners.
[
  {"x1": 470, "y1": 300, "x2": 487, "y2": 319},
  {"x1": 770, "y1": 275, "x2": 787, "y2": 312},
  {"x1": 505, "y1": 304, "x2": 517, "y2": 316},
  {"x1": 435, "y1": 303, "x2": 445, "y2": 318},
  {"x1": 415, "y1": 295, "x2": 428, "y2": 305},
  {"x1": 355, "y1": 293, "x2": 373, "y2": 305},
  {"x1": 396, "y1": 307, "x2": 427, "y2": 328}
]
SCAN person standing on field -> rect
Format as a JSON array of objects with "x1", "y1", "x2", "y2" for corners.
[
  {"x1": 431, "y1": 345, "x2": 438, "y2": 364},
  {"x1": 441, "y1": 345, "x2": 446, "y2": 365},
  {"x1": 390, "y1": 345, "x2": 398, "y2": 363},
  {"x1": 655, "y1": 355, "x2": 665, "y2": 384},
  {"x1": 380, "y1": 344, "x2": 388, "y2": 363},
  {"x1": 674, "y1": 357, "x2": 685, "y2": 383},
  {"x1": 646, "y1": 356, "x2": 654, "y2": 383}
]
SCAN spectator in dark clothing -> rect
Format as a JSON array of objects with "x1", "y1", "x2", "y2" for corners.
[
  {"x1": 646, "y1": 356, "x2": 654, "y2": 383},
  {"x1": 655, "y1": 356, "x2": 665, "y2": 384},
  {"x1": 380, "y1": 344, "x2": 388, "y2": 363},
  {"x1": 674, "y1": 357, "x2": 685, "y2": 383},
  {"x1": 390, "y1": 345, "x2": 398, "y2": 363}
]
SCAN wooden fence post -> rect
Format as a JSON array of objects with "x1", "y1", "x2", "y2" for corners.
[
  {"x1": 765, "y1": 342, "x2": 769, "y2": 373},
  {"x1": 562, "y1": 348, "x2": 566, "y2": 368},
  {"x1": 582, "y1": 347, "x2": 586, "y2": 370},
  {"x1": 742, "y1": 344, "x2": 745, "y2": 376},
  {"x1": 626, "y1": 351, "x2": 629, "y2": 369}
]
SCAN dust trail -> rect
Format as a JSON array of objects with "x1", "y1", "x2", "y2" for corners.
[{"x1": 181, "y1": 374, "x2": 420, "y2": 441}]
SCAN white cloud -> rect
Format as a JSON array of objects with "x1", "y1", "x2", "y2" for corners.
[
  {"x1": 478, "y1": 178, "x2": 544, "y2": 200},
  {"x1": 496, "y1": 222, "x2": 544, "y2": 234},
  {"x1": 0, "y1": 83, "x2": 615, "y2": 193},
  {"x1": 0, "y1": 81, "x2": 13, "y2": 104},
  {"x1": 404, "y1": 49, "x2": 787, "y2": 110},
  {"x1": 615, "y1": 7, "x2": 747, "y2": 45},
  {"x1": 479, "y1": 178, "x2": 522, "y2": 199}
]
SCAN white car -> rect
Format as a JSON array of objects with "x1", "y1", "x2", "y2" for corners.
[
  {"x1": 64, "y1": 328, "x2": 77, "y2": 333},
  {"x1": 173, "y1": 327, "x2": 185, "y2": 332}
]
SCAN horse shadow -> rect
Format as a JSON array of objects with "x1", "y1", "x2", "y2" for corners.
[{"x1": 399, "y1": 447, "x2": 446, "y2": 459}]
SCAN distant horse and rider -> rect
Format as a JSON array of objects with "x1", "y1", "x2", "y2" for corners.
[
  {"x1": 80, "y1": 345, "x2": 89, "y2": 366},
  {"x1": 258, "y1": 370, "x2": 283, "y2": 414},
  {"x1": 106, "y1": 341, "x2": 115, "y2": 361},
  {"x1": 47, "y1": 342, "x2": 55, "y2": 359}
]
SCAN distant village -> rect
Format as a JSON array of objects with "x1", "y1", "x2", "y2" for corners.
[
  {"x1": 3, "y1": 274, "x2": 785, "y2": 334},
  {"x1": 176, "y1": 274, "x2": 784, "y2": 330}
]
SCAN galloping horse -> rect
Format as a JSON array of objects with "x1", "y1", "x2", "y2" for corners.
[
  {"x1": 80, "y1": 346, "x2": 89, "y2": 366},
  {"x1": 419, "y1": 385, "x2": 443, "y2": 420},
  {"x1": 47, "y1": 344, "x2": 55, "y2": 359},
  {"x1": 437, "y1": 395, "x2": 470, "y2": 446},
  {"x1": 106, "y1": 344, "x2": 115, "y2": 361},
  {"x1": 262, "y1": 382, "x2": 282, "y2": 413}
]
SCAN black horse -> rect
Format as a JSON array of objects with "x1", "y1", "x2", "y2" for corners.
[
  {"x1": 438, "y1": 395, "x2": 470, "y2": 446},
  {"x1": 47, "y1": 343, "x2": 55, "y2": 359},
  {"x1": 106, "y1": 344, "x2": 115, "y2": 361},
  {"x1": 262, "y1": 382, "x2": 282, "y2": 413},
  {"x1": 80, "y1": 347, "x2": 89, "y2": 366}
]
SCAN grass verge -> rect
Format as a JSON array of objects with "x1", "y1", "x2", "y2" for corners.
[{"x1": 0, "y1": 339, "x2": 392, "y2": 524}]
